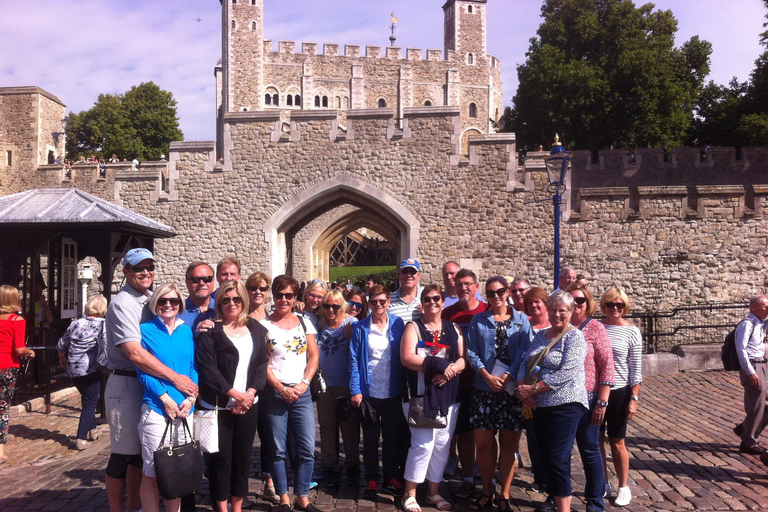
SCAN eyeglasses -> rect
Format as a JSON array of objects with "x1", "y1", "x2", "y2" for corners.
[
  {"x1": 131, "y1": 264, "x2": 155, "y2": 274},
  {"x1": 220, "y1": 296, "x2": 244, "y2": 306},
  {"x1": 486, "y1": 289, "x2": 506, "y2": 298},
  {"x1": 157, "y1": 297, "x2": 180, "y2": 307},
  {"x1": 305, "y1": 292, "x2": 325, "y2": 301},
  {"x1": 369, "y1": 299, "x2": 388, "y2": 307},
  {"x1": 422, "y1": 295, "x2": 442, "y2": 304},
  {"x1": 188, "y1": 275, "x2": 214, "y2": 284},
  {"x1": 274, "y1": 292, "x2": 296, "y2": 301},
  {"x1": 604, "y1": 302, "x2": 625, "y2": 310},
  {"x1": 348, "y1": 301, "x2": 363, "y2": 309},
  {"x1": 510, "y1": 287, "x2": 530, "y2": 294},
  {"x1": 572, "y1": 297, "x2": 587, "y2": 305},
  {"x1": 322, "y1": 304, "x2": 342, "y2": 311},
  {"x1": 247, "y1": 285, "x2": 270, "y2": 293},
  {"x1": 400, "y1": 268, "x2": 418, "y2": 276}
]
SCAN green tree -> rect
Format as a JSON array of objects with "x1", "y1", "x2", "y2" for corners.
[
  {"x1": 66, "y1": 82, "x2": 183, "y2": 161},
  {"x1": 512, "y1": 0, "x2": 711, "y2": 153}
]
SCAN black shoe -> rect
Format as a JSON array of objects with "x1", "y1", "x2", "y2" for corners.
[
  {"x1": 454, "y1": 480, "x2": 475, "y2": 498},
  {"x1": 325, "y1": 467, "x2": 340, "y2": 487},
  {"x1": 364, "y1": 480, "x2": 378, "y2": 499},
  {"x1": 384, "y1": 477, "x2": 404, "y2": 497},
  {"x1": 346, "y1": 466, "x2": 360, "y2": 486},
  {"x1": 269, "y1": 505, "x2": 291, "y2": 512},
  {"x1": 529, "y1": 481, "x2": 546, "y2": 493},
  {"x1": 739, "y1": 442, "x2": 768, "y2": 455},
  {"x1": 734, "y1": 423, "x2": 744, "y2": 437},
  {"x1": 294, "y1": 503, "x2": 324, "y2": 512}
]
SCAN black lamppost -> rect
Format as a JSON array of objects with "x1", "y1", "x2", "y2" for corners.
[{"x1": 544, "y1": 134, "x2": 571, "y2": 290}]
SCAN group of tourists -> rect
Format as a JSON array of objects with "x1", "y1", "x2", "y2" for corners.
[{"x1": 0, "y1": 251, "x2": 647, "y2": 512}]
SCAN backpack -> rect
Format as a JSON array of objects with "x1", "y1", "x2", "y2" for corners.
[{"x1": 722, "y1": 320, "x2": 749, "y2": 371}]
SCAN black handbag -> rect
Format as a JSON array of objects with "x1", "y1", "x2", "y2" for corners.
[
  {"x1": 310, "y1": 368, "x2": 327, "y2": 401},
  {"x1": 407, "y1": 396, "x2": 448, "y2": 429},
  {"x1": 153, "y1": 417, "x2": 203, "y2": 500}
]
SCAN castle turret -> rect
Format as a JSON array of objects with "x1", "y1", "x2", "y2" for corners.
[
  {"x1": 221, "y1": 0, "x2": 264, "y2": 113},
  {"x1": 443, "y1": 0, "x2": 487, "y2": 63}
]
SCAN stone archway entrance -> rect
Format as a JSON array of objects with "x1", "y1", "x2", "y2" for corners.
[{"x1": 262, "y1": 176, "x2": 419, "y2": 281}]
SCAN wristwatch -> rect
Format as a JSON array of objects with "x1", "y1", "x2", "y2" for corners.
[
  {"x1": 596, "y1": 400, "x2": 608, "y2": 407},
  {"x1": 301, "y1": 378, "x2": 311, "y2": 386},
  {"x1": 533, "y1": 382, "x2": 539, "y2": 393},
  {"x1": 630, "y1": 395, "x2": 639, "y2": 401}
]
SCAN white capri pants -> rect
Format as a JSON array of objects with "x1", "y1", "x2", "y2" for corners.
[
  {"x1": 402, "y1": 402, "x2": 460, "y2": 483},
  {"x1": 138, "y1": 404, "x2": 191, "y2": 478}
]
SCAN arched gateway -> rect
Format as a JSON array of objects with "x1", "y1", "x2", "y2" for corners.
[{"x1": 263, "y1": 175, "x2": 420, "y2": 280}]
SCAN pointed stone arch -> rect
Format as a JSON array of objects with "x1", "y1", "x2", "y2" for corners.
[{"x1": 262, "y1": 175, "x2": 420, "y2": 279}]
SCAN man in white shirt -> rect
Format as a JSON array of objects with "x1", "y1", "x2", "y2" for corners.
[
  {"x1": 388, "y1": 259, "x2": 423, "y2": 322},
  {"x1": 734, "y1": 295, "x2": 768, "y2": 454}
]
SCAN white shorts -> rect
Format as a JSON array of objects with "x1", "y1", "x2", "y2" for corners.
[
  {"x1": 138, "y1": 404, "x2": 192, "y2": 478},
  {"x1": 105, "y1": 374, "x2": 144, "y2": 455}
]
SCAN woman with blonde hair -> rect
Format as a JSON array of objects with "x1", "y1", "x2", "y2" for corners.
[
  {"x1": 294, "y1": 279, "x2": 326, "y2": 331},
  {"x1": 246, "y1": 272, "x2": 272, "y2": 321},
  {"x1": 57, "y1": 294, "x2": 108, "y2": 450},
  {"x1": 0, "y1": 285, "x2": 35, "y2": 464},
  {"x1": 599, "y1": 286, "x2": 642, "y2": 507}
]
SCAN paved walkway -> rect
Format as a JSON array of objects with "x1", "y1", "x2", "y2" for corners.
[{"x1": 1, "y1": 371, "x2": 767, "y2": 511}]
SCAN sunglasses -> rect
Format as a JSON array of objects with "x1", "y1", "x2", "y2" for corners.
[
  {"x1": 486, "y1": 288, "x2": 506, "y2": 298},
  {"x1": 274, "y1": 292, "x2": 296, "y2": 301},
  {"x1": 401, "y1": 267, "x2": 418, "y2": 275},
  {"x1": 131, "y1": 264, "x2": 155, "y2": 274},
  {"x1": 604, "y1": 302, "x2": 625, "y2": 310},
  {"x1": 572, "y1": 297, "x2": 587, "y2": 305},
  {"x1": 220, "y1": 296, "x2": 244, "y2": 306},
  {"x1": 422, "y1": 295, "x2": 442, "y2": 304},
  {"x1": 247, "y1": 285, "x2": 270, "y2": 293},
  {"x1": 157, "y1": 297, "x2": 180, "y2": 307},
  {"x1": 322, "y1": 304, "x2": 342, "y2": 311},
  {"x1": 510, "y1": 287, "x2": 530, "y2": 294},
  {"x1": 348, "y1": 301, "x2": 364, "y2": 309},
  {"x1": 188, "y1": 275, "x2": 214, "y2": 284},
  {"x1": 369, "y1": 299, "x2": 388, "y2": 307}
]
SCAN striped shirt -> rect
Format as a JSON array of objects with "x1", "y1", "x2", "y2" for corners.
[
  {"x1": 603, "y1": 323, "x2": 642, "y2": 388},
  {"x1": 388, "y1": 286, "x2": 423, "y2": 323}
]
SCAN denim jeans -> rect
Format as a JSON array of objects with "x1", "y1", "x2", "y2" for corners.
[
  {"x1": 534, "y1": 402, "x2": 585, "y2": 498},
  {"x1": 362, "y1": 396, "x2": 410, "y2": 482},
  {"x1": 575, "y1": 396, "x2": 605, "y2": 511},
  {"x1": 524, "y1": 417, "x2": 548, "y2": 489},
  {"x1": 73, "y1": 372, "x2": 101, "y2": 440},
  {"x1": 260, "y1": 390, "x2": 315, "y2": 497}
]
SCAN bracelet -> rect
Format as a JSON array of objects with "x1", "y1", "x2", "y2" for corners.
[{"x1": 280, "y1": 386, "x2": 286, "y2": 394}]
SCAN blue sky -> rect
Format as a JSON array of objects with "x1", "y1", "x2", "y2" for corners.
[{"x1": 1, "y1": 0, "x2": 765, "y2": 141}]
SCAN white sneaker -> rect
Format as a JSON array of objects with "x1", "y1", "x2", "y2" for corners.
[{"x1": 614, "y1": 486, "x2": 632, "y2": 507}]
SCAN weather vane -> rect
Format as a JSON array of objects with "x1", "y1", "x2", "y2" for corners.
[{"x1": 388, "y1": 12, "x2": 398, "y2": 46}]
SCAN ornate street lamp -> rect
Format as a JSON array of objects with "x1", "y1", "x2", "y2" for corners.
[{"x1": 544, "y1": 134, "x2": 571, "y2": 290}]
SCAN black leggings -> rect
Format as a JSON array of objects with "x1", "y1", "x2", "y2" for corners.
[{"x1": 209, "y1": 406, "x2": 260, "y2": 502}]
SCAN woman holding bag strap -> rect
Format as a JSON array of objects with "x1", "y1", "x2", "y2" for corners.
[{"x1": 196, "y1": 280, "x2": 270, "y2": 512}]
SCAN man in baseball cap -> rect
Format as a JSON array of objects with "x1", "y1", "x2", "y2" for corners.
[{"x1": 388, "y1": 259, "x2": 423, "y2": 323}]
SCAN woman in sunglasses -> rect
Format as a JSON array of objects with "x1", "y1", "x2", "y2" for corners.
[
  {"x1": 316, "y1": 290, "x2": 360, "y2": 486},
  {"x1": 466, "y1": 276, "x2": 532, "y2": 512},
  {"x1": 260, "y1": 275, "x2": 323, "y2": 512},
  {"x1": 598, "y1": 286, "x2": 641, "y2": 507},
  {"x1": 196, "y1": 280, "x2": 270, "y2": 512},
  {"x1": 400, "y1": 285, "x2": 465, "y2": 512},
  {"x1": 294, "y1": 280, "x2": 326, "y2": 331},
  {"x1": 136, "y1": 283, "x2": 197, "y2": 512},
  {"x1": 344, "y1": 286, "x2": 369, "y2": 321},
  {"x1": 246, "y1": 272, "x2": 272, "y2": 322},
  {"x1": 568, "y1": 284, "x2": 615, "y2": 512}
]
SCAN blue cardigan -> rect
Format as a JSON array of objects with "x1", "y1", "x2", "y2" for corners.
[
  {"x1": 465, "y1": 309, "x2": 532, "y2": 392},
  {"x1": 349, "y1": 312, "x2": 405, "y2": 399}
]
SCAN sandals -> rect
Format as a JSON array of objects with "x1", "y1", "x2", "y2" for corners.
[
  {"x1": 402, "y1": 495, "x2": 421, "y2": 512},
  {"x1": 426, "y1": 494, "x2": 452, "y2": 511},
  {"x1": 469, "y1": 493, "x2": 494, "y2": 511},
  {"x1": 497, "y1": 497, "x2": 510, "y2": 512}
]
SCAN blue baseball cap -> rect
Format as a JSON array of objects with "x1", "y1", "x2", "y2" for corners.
[
  {"x1": 124, "y1": 248, "x2": 155, "y2": 266},
  {"x1": 400, "y1": 258, "x2": 421, "y2": 272}
]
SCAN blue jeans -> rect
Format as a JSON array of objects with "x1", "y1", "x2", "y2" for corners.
[
  {"x1": 73, "y1": 372, "x2": 101, "y2": 440},
  {"x1": 534, "y1": 402, "x2": 585, "y2": 498},
  {"x1": 575, "y1": 396, "x2": 605, "y2": 511},
  {"x1": 524, "y1": 417, "x2": 548, "y2": 489},
  {"x1": 260, "y1": 390, "x2": 315, "y2": 497}
]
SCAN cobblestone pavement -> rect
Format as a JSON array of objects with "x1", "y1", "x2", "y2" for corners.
[{"x1": 1, "y1": 371, "x2": 768, "y2": 512}]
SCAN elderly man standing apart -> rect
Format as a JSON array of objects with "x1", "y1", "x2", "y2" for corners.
[
  {"x1": 104, "y1": 248, "x2": 199, "y2": 512},
  {"x1": 734, "y1": 295, "x2": 768, "y2": 455},
  {"x1": 389, "y1": 260, "x2": 424, "y2": 323}
]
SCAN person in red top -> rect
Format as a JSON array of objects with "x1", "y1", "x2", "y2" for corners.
[
  {"x1": 0, "y1": 285, "x2": 36, "y2": 464},
  {"x1": 440, "y1": 269, "x2": 489, "y2": 498}
]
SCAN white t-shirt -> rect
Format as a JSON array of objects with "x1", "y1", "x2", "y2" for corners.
[
  {"x1": 260, "y1": 316, "x2": 317, "y2": 385},
  {"x1": 227, "y1": 331, "x2": 255, "y2": 409},
  {"x1": 367, "y1": 318, "x2": 391, "y2": 399}
]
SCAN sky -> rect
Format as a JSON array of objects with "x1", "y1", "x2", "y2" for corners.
[{"x1": 1, "y1": 0, "x2": 766, "y2": 142}]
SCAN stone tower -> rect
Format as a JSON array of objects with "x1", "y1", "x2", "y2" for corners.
[
  {"x1": 220, "y1": 0, "x2": 264, "y2": 113},
  {"x1": 443, "y1": 0, "x2": 487, "y2": 62}
]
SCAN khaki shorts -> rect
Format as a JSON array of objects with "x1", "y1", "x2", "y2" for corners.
[{"x1": 105, "y1": 374, "x2": 144, "y2": 455}]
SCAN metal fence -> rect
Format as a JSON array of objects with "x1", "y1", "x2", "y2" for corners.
[{"x1": 615, "y1": 302, "x2": 748, "y2": 353}]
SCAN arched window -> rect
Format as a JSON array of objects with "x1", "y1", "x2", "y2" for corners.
[
  {"x1": 242, "y1": 108, "x2": 248, "y2": 112},
  {"x1": 231, "y1": 19, "x2": 236, "y2": 29},
  {"x1": 295, "y1": 95, "x2": 301, "y2": 106},
  {"x1": 378, "y1": 98, "x2": 387, "y2": 108},
  {"x1": 252, "y1": 22, "x2": 257, "y2": 31},
  {"x1": 322, "y1": 96, "x2": 328, "y2": 108},
  {"x1": 335, "y1": 97, "x2": 341, "y2": 109},
  {"x1": 424, "y1": 100, "x2": 432, "y2": 107},
  {"x1": 469, "y1": 102, "x2": 477, "y2": 118},
  {"x1": 467, "y1": 53, "x2": 474, "y2": 65},
  {"x1": 342, "y1": 97, "x2": 349, "y2": 109},
  {"x1": 315, "y1": 95, "x2": 321, "y2": 107},
  {"x1": 265, "y1": 94, "x2": 272, "y2": 105},
  {"x1": 251, "y1": 0, "x2": 256, "y2": 5},
  {"x1": 287, "y1": 95, "x2": 293, "y2": 106},
  {"x1": 468, "y1": 5, "x2": 473, "y2": 13},
  {"x1": 272, "y1": 94, "x2": 279, "y2": 106}
]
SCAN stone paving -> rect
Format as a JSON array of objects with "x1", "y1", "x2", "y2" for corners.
[{"x1": 1, "y1": 371, "x2": 768, "y2": 511}]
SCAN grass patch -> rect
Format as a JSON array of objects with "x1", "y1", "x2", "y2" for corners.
[{"x1": 329, "y1": 266, "x2": 396, "y2": 285}]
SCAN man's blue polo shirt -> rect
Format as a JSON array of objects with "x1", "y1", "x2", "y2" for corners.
[{"x1": 178, "y1": 297, "x2": 216, "y2": 335}]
